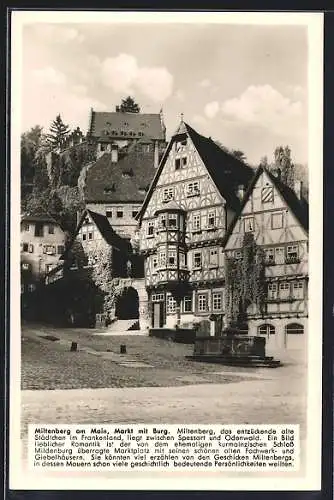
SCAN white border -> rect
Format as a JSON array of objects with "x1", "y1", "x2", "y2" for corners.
[{"x1": 10, "y1": 10, "x2": 324, "y2": 491}]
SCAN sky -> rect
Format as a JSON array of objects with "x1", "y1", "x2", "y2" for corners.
[{"x1": 20, "y1": 18, "x2": 309, "y2": 166}]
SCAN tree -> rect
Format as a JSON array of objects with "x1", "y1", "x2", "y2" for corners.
[
  {"x1": 273, "y1": 145, "x2": 294, "y2": 189},
  {"x1": 225, "y1": 233, "x2": 266, "y2": 328},
  {"x1": 46, "y1": 114, "x2": 70, "y2": 149},
  {"x1": 230, "y1": 149, "x2": 247, "y2": 162},
  {"x1": 21, "y1": 125, "x2": 44, "y2": 185},
  {"x1": 117, "y1": 96, "x2": 140, "y2": 113}
]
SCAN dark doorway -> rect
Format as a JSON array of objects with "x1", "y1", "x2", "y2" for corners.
[
  {"x1": 152, "y1": 302, "x2": 164, "y2": 328},
  {"x1": 115, "y1": 287, "x2": 139, "y2": 320}
]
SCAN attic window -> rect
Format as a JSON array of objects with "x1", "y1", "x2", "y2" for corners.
[
  {"x1": 124, "y1": 122, "x2": 129, "y2": 126},
  {"x1": 138, "y1": 132, "x2": 144, "y2": 137}
]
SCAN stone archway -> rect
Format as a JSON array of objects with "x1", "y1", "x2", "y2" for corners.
[{"x1": 115, "y1": 286, "x2": 139, "y2": 320}]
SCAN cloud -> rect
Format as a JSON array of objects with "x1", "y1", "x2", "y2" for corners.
[
  {"x1": 71, "y1": 84, "x2": 88, "y2": 96},
  {"x1": 31, "y1": 24, "x2": 85, "y2": 43},
  {"x1": 175, "y1": 89, "x2": 185, "y2": 102},
  {"x1": 204, "y1": 101, "x2": 220, "y2": 119},
  {"x1": 32, "y1": 66, "x2": 67, "y2": 86},
  {"x1": 192, "y1": 114, "x2": 207, "y2": 126},
  {"x1": 221, "y1": 85, "x2": 304, "y2": 135},
  {"x1": 100, "y1": 53, "x2": 174, "y2": 102},
  {"x1": 199, "y1": 78, "x2": 211, "y2": 88}
]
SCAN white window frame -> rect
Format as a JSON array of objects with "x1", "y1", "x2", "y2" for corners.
[
  {"x1": 207, "y1": 210, "x2": 216, "y2": 229},
  {"x1": 152, "y1": 293, "x2": 164, "y2": 302},
  {"x1": 168, "y1": 213, "x2": 178, "y2": 229},
  {"x1": 147, "y1": 221, "x2": 155, "y2": 237},
  {"x1": 212, "y1": 292, "x2": 223, "y2": 312},
  {"x1": 292, "y1": 281, "x2": 304, "y2": 299},
  {"x1": 275, "y1": 247, "x2": 285, "y2": 264},
  {"x1": 268, "y1": 283, "x2": 278, "y2": 300},
  {"x1": 264, "y1": 248, "x2": 275, "y2": 264},
  {"x1": 166, "y1": 295, "x2": 176, "y2": 314},
  {"x1": 183, "y1": 295, "x2": 192, "y2": 313},
  {"x1": 168, "y1": 249, "x2": 177, "y2": 268},
  {"x1": 286, "y1": 245, "x2": 299, "y2": 262},
  {"x1": 279, "y1": 282, "x2": 290, "y2": 299},
  {"x1": 159, "y1": 250, "x2": 166, "y2": 268},
  {"x1": 192, "y1": 213, "x2": 201, "y2": 232},
  {"x1": 198, "y1": 293, "x2": 208, "y2": 313}
]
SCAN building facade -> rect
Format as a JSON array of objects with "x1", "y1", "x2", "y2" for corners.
[
  {"x1": 138, "y1": 120, "x2": 253, "y2": 329},
  {"x1": 224, "y1": 166, "x2": 308, "y2": 352}
]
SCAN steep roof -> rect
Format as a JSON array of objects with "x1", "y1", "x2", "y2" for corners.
[
  {"x1": 88, "y1": 110, "x2": 165, "y2": 141},
  {"x1": 138, "y1": 121, "x2": 254, "y2": 220},
  {"x1": 223, "y1": 165, "x2": 309, "y2": 246},
  {"x1": 86, "y1": 210, "x2": 132, "y2": 251},
  {"x1": 84, "y1": 140, "x2": 157, "y2": 203}
]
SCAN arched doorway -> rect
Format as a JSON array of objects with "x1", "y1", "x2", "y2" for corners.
[{"x1": 115, "y1": 286, "x2": 139, "y2": 320}]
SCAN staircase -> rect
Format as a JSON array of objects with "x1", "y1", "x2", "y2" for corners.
[{"x1": 108, "y1": 319, "x2": 140, "y2": 332}]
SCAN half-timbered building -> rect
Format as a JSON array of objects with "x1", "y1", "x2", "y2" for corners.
[
  {"x1": 223, "y1": 165, "x2": 308, "y2": 353},
  {"x1": 137, "y1": 119, "x2": 253, "y2": 329}
]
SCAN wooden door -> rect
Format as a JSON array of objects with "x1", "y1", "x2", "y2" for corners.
[{"x1": 153, "y1": 302, "x2": 164, "y2": 328}]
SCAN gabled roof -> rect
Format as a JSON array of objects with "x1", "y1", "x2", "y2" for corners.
[
  {"x1": 84, "y1": 140, "x2": 157, "y2": 203},
  {"x1": 86, "y1": 210, "x2": 132, "y2": 251},
  {"x1": 222, "y1": 165, "x2": 309, "y2": 246},
  {"x1": 88, "y1": 110, "x2": 165, "y2": 141},
  {"x1": 21, "y1": 213, "x2": 60, "y2": 225},
  {"x1": 137, "y1": 121, "x2": 254, "y2": 220}
]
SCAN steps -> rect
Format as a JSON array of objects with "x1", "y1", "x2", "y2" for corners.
[
  {"x1": 186, "y1": 355, "x2": 281, "y2": 368},
  {"x1": 108, "y1": 319, "x2": 140, "y2": 332}
]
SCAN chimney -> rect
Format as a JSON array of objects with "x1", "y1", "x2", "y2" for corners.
[
  {"x1": 237, "y1": 184, "x2": 245, "y2": 201},
  {"x1": 111, "y1": 145, "x2": 118, "y2": 163},
  {"x1": 154, "y1": 140, "x2": 159, "y2": 168},
  {"x1": 294, "y1": 180, "x2": 303, "y2": 200}
]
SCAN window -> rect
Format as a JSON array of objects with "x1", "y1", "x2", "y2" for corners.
[
  {"x1": 279, "y1": 282, "x2": 290, "y2": 299},
  {"x1": 152, "y1": 256, "x2": 158, "y2": 272},
  {"x1": 168, "y1": 214, "x2": 178, "y2": 229},
  {"x1": 209, "y1": 248, "x2": 218, "y2": 267},
  {"x1": 235, "y1": 250, "x2": 242, "y2": 260},
  {"x1": 183, "y1": 295, "x2": 192, "y2": 313},
  {"x1": 167, "y1": 295, "x2": 176, "y2": 314},
  {"x1": 152, "y1": 293, "x2": 164, "y2": 302},
  {"x1": 159, "y1": 250, "x2": 166, "y2": 267},
  {"x1": 22, "y1": 223, "x2": 29, "y2": 231},
  {"x1": 48, "y1": 225, "x2": 54, "y2": 234},
  {"x1": 244, "y1": 217, "x2": 254, "y2": 232},
  {"x1": 57, "y1": 245, "x2": 64, "y2": 255},
  {"x1": 192, "y1": 213, "x2": 201, "y2": 232},
  {"x1": 275, "y1": 247, "x2": 285, "y2": 264},
  {"x1": 82, "y1": 233, "x2": 87, "y2": 241},
  {"x1": 212, "y1": 292, "x2": 222, "y2": 312},
  {"x1": 292, "y1": 281, "x2": 304, "y2": 299},
  {"x1": 132, "y1": 210, "x2": 138, "y2": 218},
  {"x1": 268, "y1": 283, "x2": 278, "y2": 300},
  {"x1": 88, "y1": 232, "x2": 93, "y2": 240},
  {"x1": 44, "y1": 245, "x2": 56, "y2": 255},
  {"x1": 34, "y1": 223, "x2": 44, "y2": 237},
  {"x1": 179, "y1": 252, "x2": 186, "y2": 268},
  {"x1": 175, "y1": 158, "x2": 181, "y2": 170},
  {"x1": 272, "y1": 211, "x2": 284, "y2": 229},
  {"x1": 28, "y1": 284, "x2": 36, "y2": 292},
  {"x1": 264, "y1": 248, "x2": 275, "y2": 264},
  {"x1": 22, "y1": 243, "x2": 29, "y2": 252},
  {"x1": 286, "y1": 245, "x2": 299, "y2": 263},
  {"x1": 182, "y1": 156, "x2": 187, "y2": 167},
  {"x1": 285, "y1": 323, "x2": 304, "y2": 335},
  {"x1": 261, "y1": 186, "x2": 274, "y2": 203},
  {"x1": 207, "y1": 211, "x2": 216, "y2": 228},
  {"x1": 116, "y1": 210, "x2": 124, "y2": 218},
  {"x1": 258, "y1": 324, "x2": 275, "y2": 336},
  {"x1": 28, "y1": 244, "x2": 34, "y2": 253},
  {"x1": 198, "y1": 293, "x2": 208, "y2": 312},
  {"x1": 22, "y1": 263, "x2": 30, "y2": 271},
  {"x1": 158, "y1": 214, "x2": 167, "y2": 229},
  {"x1": 163, "y1": 187, "x2": 174, "y2": 202},
  {"x1": 106, "y1": 210, "x2": 112, "y2": 218},
  {"x1": 193, "y1": 252, "x2": 202, "y2": 269},
  {"x1": 168, "y1": 249, "x2": 177, "y2": 268},
  {"x1": 147, "y1": 221, "x2": 155, "y2": 237},
  {"x1": 187, "y1": 181, "x2": 200, "y2": 197}
]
